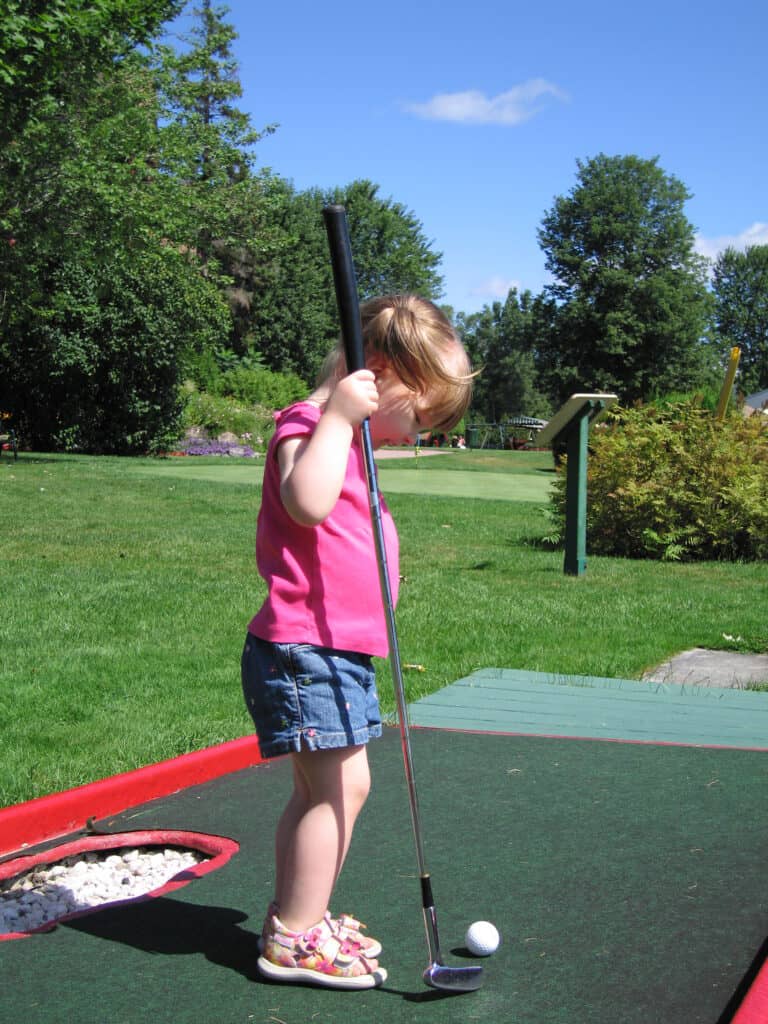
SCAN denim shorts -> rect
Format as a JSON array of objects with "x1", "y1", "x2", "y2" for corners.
[{"x1": 241, "y1": 634, "x2": 383, "y2": 758}]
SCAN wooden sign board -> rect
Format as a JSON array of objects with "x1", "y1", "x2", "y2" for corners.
[{"x1": 538, "y1": 393, "x2": 618, "y2": 446}]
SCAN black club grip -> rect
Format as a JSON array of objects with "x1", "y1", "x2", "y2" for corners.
[{"x1": 323, "y1": 205, "x2": 366, "y2": 374}]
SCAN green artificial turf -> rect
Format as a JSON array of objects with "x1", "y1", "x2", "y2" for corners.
[{"x1": 4, "y1": 728, "x2": 768, "y2": 1024}]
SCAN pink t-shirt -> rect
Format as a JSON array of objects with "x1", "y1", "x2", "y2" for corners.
[{"x1": 248, "y1": 402, "x2": 399, "y2": 658}]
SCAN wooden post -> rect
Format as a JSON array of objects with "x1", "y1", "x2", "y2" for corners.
[
  {"x1": 539, "y1": 393, "x2": 617, "y2": 577},
  {"x1": 563, "y1": 411, "x2": 589, "y2": 575}
]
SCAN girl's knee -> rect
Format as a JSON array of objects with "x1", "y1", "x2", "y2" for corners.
[
  {"x1": 344, "y1": 746, "x2": 371, "y2": 802},
  {"x1": 296, "y1": 744, "x2": 371, "y2": 808},
  {"x1": 347, "y1": 762, "x2": 371, "y2": 808}
]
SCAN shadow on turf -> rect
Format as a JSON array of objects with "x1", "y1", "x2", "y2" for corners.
[{"x1": 63, "y1": 896, "x2": 261, "y2": 981}]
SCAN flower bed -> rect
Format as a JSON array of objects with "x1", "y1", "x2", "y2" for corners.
[{"x1": 173, "y1": 438, "x2": 258, "y2": 458}]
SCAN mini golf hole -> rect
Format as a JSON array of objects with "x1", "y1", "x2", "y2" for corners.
[{"x1": 0, "y1": 829, "x2": 239, "y2": 940}]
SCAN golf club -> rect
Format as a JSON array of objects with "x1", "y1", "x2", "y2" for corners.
[{"x1": 322, "y1": 204, "x2": 483, "y2": 994}]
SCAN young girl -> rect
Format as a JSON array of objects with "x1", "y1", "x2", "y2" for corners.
[{"x1": 241, "y1": 294, "x2": 474, "y2": 989}]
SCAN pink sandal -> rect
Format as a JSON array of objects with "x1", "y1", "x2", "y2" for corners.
[
  {"x1": 325, "y1": 911, "x2": 382, "y2": 958},
  {"x1": 257, "y1": 912, "x2": 386, "y2": 989},
  {"x1": 259, "y1": 902, "x2": 382, "y2": 958}
]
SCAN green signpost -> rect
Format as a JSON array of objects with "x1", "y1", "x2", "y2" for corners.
[{"x1": 539, "y1": 393, "x2": 617, "y2": 576}]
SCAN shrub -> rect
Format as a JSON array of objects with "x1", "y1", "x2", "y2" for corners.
[
  {"x1": 180, "y1": 387, "x2": 275, "y2": 448},
  {"x1": 214, "y1": 365, "x2": 306, "y2": 409},
  {"x1": 547, "y1": 400, "x2": 768, "y2": 561},
  {"x1": 179, "y1": 367, "x2": 307, "y2": 452},
  {"x1": 650, "y1": 385, "x2": 721, "y2": 413}
]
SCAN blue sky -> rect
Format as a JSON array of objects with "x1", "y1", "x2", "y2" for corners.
[{"x1": 166, "y1": 0, "x2": 767, "y2": 315}]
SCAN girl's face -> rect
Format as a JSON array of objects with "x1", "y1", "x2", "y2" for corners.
[{"x1": 368, "y1": 367, "x2": 433, "y2": 448}]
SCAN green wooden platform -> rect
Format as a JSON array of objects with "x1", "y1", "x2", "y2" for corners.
[{"x1": 406, "y1": 668, "x2": 768, "y2": 749}]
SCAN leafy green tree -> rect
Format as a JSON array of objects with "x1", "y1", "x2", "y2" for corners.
[
  {"x1": 0, "y1": 1, "x2": 447, "y2": 448},
  {"x1": 13, "y1": 248, "x2": 229, "y2": 454},
  {"x1": 712, "y1": 245, "x2": 768, "y2": 396},
  {"x1": 0, "y1": 42, "x2": 231, "y2": 451},
  {"x1": 0, "y1": 0, "x2": 181, "y2": 147},
  {"x1": 247, "y1": 179, "x2": 444, "y2": 382},
  {"x1": 537, "y1": 154, "x2": 713, "y2": 406},
  {"x1": 219, "y1": 177, "x2": 329, "y2": 382},
  {"x1": 457, "y1": 289, "x2": 551, "y2": 422},
  {"x1": 0, "y1": 2, "x2": 182, "y2": 248},
  {"x1": 334, "y1": 180, "x2": 443, "y2": 299}
]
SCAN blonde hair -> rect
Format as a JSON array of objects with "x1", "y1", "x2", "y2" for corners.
[{"x1": 319, "y1": 294, "x2": 475, "y2": 433}]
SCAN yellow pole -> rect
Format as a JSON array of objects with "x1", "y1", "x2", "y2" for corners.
[{"x1": 715, "y1": 347, "x2": 741, "y2": 422}]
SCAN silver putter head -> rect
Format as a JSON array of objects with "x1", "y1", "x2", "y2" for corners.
[{"x1": 423, "y1": 962, "x2": 484, "y2": 993}]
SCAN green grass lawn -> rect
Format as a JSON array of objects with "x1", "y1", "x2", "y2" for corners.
[{"x1": 2, "y1": 450, "x2": 766, "y2": 807}]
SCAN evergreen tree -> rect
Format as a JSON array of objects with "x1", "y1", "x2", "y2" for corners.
[{"x1": 152, "y1": 1, "x2": 280, "y2": 356}]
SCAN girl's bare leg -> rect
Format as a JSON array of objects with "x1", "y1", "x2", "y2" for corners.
[{"x1": 274, "y1": 744, "x2": 371, "y2": 933}]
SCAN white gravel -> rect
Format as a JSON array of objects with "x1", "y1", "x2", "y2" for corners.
[{"x1": 0, "y1": 845, "x2": 206, "y2": 935}]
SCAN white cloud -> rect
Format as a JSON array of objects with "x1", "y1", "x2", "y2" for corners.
[
  {"x1": 695, "y1": 222, "x2": 768, "y2": 262},
  {"x1": 404, "y1": 79, "x2": 568, "y2": 125},
  {"x1": 471, "y1": 275, "x2": 522, "y2": 299}
]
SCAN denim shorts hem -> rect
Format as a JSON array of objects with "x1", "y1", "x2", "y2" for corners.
[{"x1": 259, "y1": 723, "x2": 383, "y2": 759}]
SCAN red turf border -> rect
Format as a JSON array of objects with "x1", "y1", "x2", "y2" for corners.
[
  {"x1": 0, "y1": 829, "x2": 240, "y2": 942},
  {"x1": 732, "y1": 958, "x2": 768, "y2": 1024},
  {"x1": 0, "y1": 736, "x2": 263, "y2": 858}
]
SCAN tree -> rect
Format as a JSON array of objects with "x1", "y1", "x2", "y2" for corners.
[
  {"x1": 457, "y1": 289, "x2": 551, "y2": 422},
  {"x1": 335, "y1": 179, "x2": 443, "y2": 300},
  {"x1": 537, "y1": 154, "x2": 713, "y2": 406},
  {"x1": 0, "y1": 0, "x2": 181, "y2": 147},
  {"x1": 0, "y1": 1, "x2": 447, "y2": 448},
  {"x1": 712, "y1": 245, "x2": 768, "y2": 396},
  {"x1": 12, "y1": 248, "x2": 229, "y2": 454},
  {"x1": 152, "y1": 0, "x2": 280, "y2": 355},
  {"x1": 247, "y1": 180, "x2": 445, "y2": 382},
  {"x1": 0, "y1": 43, "x2": 232, "y2": 452},
  {"x1": 153, "y1": 1, "x2": 276, "y2": 242},
  {"x1": 0, "y1": 1, "x2": 184, "y2": 252}
]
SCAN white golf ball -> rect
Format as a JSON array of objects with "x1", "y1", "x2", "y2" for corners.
[{"x1": 465, "y1": 920, "x2": 500, "y2": 956}]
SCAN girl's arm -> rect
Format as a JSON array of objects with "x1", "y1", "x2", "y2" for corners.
[{"x1": 278, "y1": 370, "x2": 379, "y2": 526}]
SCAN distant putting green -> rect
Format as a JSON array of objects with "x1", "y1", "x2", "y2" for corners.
[
  {"x1": 379, "y1": 466, "x2": 552, "y2": 501},
  {"x1": 125, "y1": 452, "x2": 555, "y2": 502}
]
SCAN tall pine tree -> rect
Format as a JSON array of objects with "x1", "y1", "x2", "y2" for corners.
[{"x1": 153, "y1": 0, "x2": 280, "y2": 356}]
